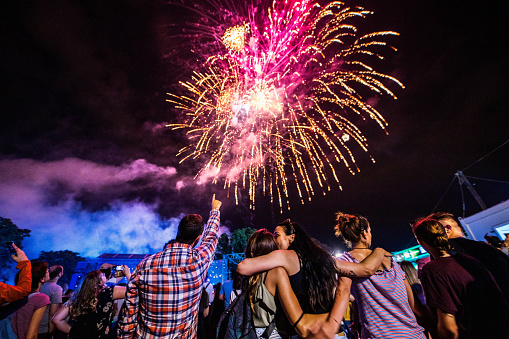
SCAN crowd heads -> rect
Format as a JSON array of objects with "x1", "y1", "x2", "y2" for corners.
[{"x1": 3, "y1": 197, "x2": 509, "y2": 339}]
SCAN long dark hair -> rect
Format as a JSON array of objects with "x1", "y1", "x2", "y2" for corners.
[
  {"x1": 278, "y1": 219, "x2": 339, "y2": 313},
  {"x1": 245, "y1": 229, "x2": 279, "y2": 313}
]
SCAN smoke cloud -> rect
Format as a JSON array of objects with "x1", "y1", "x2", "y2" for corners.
[{"x1": 0, "y1": 158, "x2": 206, "y2": 259}]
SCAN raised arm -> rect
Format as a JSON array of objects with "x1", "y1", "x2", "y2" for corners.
[
  {"x1": 336, "y1": 248, "x2": 390, "y2": 277},
  {"x1": 195, "y1": 195, "x2": 221, "y2": 261},
  {"x1": 237, "y1": 250, "x2": 296, "y2": 276},
  {"x1": 0, "y1": 243, "x2": 32, "y2": 304},
  {"x1": 117, "y1": 272, "x2": 140, "y2": 338}
]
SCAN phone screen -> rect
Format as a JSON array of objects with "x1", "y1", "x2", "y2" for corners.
[
  {"x1": 114, "y1": 265, "x2": 125, "y2": 278},
  {"x1": 6, "y1": 242, "x2": 16, "y2": 255}
]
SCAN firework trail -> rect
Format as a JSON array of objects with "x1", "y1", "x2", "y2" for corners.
[{"x1": 167, "y1": 0, "x2": 404, "y2": 211}]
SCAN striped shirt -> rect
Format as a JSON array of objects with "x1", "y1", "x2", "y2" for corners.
[
  {"x1": 117, "y1": 209, "x2": 220, "y2": 339},
  {"x1": 340, "y1": 252, "x2": 425, "y2": 339}
]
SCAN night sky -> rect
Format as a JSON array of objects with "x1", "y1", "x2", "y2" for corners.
[{"x1": 1, "y1": 0, "x2": 508, "y2": 261}]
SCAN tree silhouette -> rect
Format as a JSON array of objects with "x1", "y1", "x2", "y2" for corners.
[
  {"x1": 230, "y1": 227, "x2": 257, "y2": 254},
  {"x1": 37, "y1": 250, "x2": 86, "y2": 287}
]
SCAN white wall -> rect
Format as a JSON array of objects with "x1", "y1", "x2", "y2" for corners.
[{"x1": 459, "y1": 199, "x2": 509, "y2": 241}]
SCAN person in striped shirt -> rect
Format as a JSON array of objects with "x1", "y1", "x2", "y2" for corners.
[
  {"x1": 117, "y1": 195, "x2": 222, "y2": 339},
  {"x1": 334, "y1": 212, "x2": 425, "y2": 339}
]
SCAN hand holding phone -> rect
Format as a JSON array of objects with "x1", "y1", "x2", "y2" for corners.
[
  {"x1": 6, "y1": 242, "x2": 29, "y2": 263},
  {"x1": 6, "y1": 241, "x2": 16, "y2": 255},
  {"x1": 114, "y1": 265, "x2": 125, "y2": 278}
]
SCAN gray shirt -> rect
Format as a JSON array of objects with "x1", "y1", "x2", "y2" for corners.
[{"x1": 38, "y1": 281, "x2": 63, "y2": 333}]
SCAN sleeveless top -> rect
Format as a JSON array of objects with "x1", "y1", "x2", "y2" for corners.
[
  {"x1": 252, "y1": 273, "x2": 277, "y2": 328},
  {"x1": 339, "y1": 252, "x2": 425, "y2": 339},
  {"x1": 274, "y1": 255, "x2": 327, "y2": 338}
]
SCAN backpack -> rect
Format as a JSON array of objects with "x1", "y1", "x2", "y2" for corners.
[
  {"x1": 216, "y1": 291, "x2": 257, "y2": 339},
  {"x1": 216, "y1": 291, "x2": 276, "y2": 339}
]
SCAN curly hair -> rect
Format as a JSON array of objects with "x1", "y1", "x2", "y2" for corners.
[
  {"x1": 68, "y1": 270, "x2": 105, "y2": 319},
  {"x1": 245, "y1": 229, "x2": 278, "y2": 313},
  {"x1": 412, "y1": 217, "x2": 452, "y2": 253},
  {"x1": 278, "y1": 219, "x2": 339, "y2": 313}
]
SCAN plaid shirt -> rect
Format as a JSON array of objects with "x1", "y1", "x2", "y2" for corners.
[{"x1": 117, "y1": 209, "x2": 220, "y2": 339}]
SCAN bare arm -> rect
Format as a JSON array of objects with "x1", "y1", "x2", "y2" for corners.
[
  {"x1": 336, "y1": 248, "x2": 389, "y2": 277},
  {"x1": 269, "y1": 267, "x2": 328, "y2": 338},
  {"x1": 403, "y1": 279, "x2": 425, "y2": 317},
  {"x1": 52, "y1": 303, "x2": 72, "y2": 333},
  {"x1": 311, "y1": 276, "x2": 353, "y2": 338},
  {"x1": 26, "y1": 306, "x2": 47, "y2": 339},
  {"x1": 113, "y1": 285, "x2": 127, "y2": 300},
  {"x1": 436, "y1": 308, "x2": 459, "y2": 339},
  {"x1": 48, "y1": 303, "x2": 61, "y2": 333},
  {"x1": 237, "y1": 250, "x2": 296, "y2": 276}
]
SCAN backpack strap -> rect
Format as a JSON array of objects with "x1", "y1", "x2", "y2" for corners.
[{"x1": 261, "y1": 317, "x2": 276, "y2": 339}]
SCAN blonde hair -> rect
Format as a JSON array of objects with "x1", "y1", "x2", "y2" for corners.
[{"x1": 399, "y1": 261, "x2": 421, "y2": 287}]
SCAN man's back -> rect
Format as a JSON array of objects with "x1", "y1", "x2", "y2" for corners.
[
  {"x1": 421, "y1": 253, "x2": 509, "y2": 338},
  {"x1": 39, "y1": 281, "x2": 62, "y2": 334},
  {"x1": 118, "y1": 208, "x2": 220, "y2": 339},
  {"x1": 449, "y1": 237, "x2": 509, "y2": 302}
]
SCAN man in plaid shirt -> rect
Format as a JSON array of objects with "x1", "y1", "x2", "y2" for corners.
[{"x1": 118, "y1": 195, "x2": 222, "y2": 338}]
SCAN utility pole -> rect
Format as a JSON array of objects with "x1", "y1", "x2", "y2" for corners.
[{"x1": 455, "y1": 171, "x2": 488, "y2": 211}]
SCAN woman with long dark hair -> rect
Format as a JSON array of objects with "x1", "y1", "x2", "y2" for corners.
[
  {"x1": 334, "y1": 212, "x2": 425, "y2": 339},
  {"x1": 243, "y1": 229, "x2": 327, "y2": 339},
  {"x1": 52, "y1": 266, "x2": 130, "y2": 338},
  {"x1": 238, "y1": 219, "x2": 389, "y2": 338}
]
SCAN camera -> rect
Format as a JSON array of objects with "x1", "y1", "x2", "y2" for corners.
[
  {"x1": 114, "y1": 265, "x2": 125, "y2": 278},
  {"x1": 5, "y1": 241, "x2": 16, "y2": 255}
]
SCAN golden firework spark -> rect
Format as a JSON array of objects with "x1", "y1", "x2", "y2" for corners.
[
  {"x1": 222, "y1": 23, "x2": 250, "y2": 52},
  {"x1": 168, "y1": 1, "x2": 404, "y2": 211}
]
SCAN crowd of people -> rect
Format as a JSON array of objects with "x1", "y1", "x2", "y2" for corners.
[{"x1": 1, "y1": 194, "x2": 509, "y2": 339}]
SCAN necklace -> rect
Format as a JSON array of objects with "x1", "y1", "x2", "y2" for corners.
[{"x1": 352, "y1": 247, "x2": 371, "y2": 250}]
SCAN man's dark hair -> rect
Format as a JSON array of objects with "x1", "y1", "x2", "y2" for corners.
[
  {"x1": 49, "y1": 265, "x2": 63, "y2": 280},
  {"x1": 176, "y1": 214, "x2": 204, "y2": 244}
]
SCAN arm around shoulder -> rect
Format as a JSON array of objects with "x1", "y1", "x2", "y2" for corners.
[{"x1": 237, "y1": 250, "x2": 292, "y2": 276}]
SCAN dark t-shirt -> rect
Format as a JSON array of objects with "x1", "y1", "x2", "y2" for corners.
[
  {"x1": 69, "y1": 286, "x2": 115, "y2": 339},
  {"x1": 421, "y1": 253, "x2": 509, "y2": 339},
  {"x1": 449, "y1": 237, "x2": 509, "y2": 302}
]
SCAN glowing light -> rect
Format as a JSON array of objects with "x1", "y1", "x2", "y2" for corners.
[
  {"x1": 168, "y1": 0, "x2": 404, "y2": 211},
  {"x1": 222, "y1": 24, "x2": 250, "y2": 52}
]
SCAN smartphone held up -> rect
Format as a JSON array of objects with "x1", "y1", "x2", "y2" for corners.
[
  {"x1": 6, "y1": 241, "x2": 16, "y2": 255},
  {"x1": 114, "y1": 265, "x2": 125, "y2": 278}
]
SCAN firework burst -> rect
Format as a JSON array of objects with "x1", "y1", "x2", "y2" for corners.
[{"x1": 167, "y1": 0, "x2": 404, "y2": 211}]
